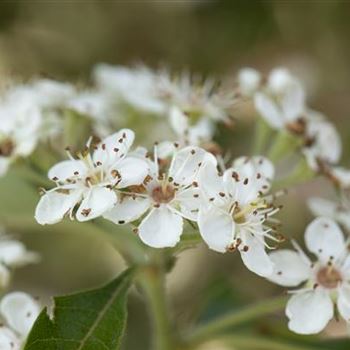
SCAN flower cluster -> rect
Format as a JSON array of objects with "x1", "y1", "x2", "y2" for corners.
[{"x1": 1, "y1": 63, "x2": 350, "y2": 338}]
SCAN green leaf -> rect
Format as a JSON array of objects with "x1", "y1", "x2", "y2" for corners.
[{"x1": 24, "y1": 268, "x2": 134, "y2": 350}]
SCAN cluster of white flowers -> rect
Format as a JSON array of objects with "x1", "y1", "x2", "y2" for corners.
[
  {"x1": 0, "y1": 79, "x2": 74, "y2": 176},
  {"x1": 2, "y1": 63, "x2": 350, "y2": 337},
  {"x1": 238, "y1": 67, "x2": 341, "y2": 172}
]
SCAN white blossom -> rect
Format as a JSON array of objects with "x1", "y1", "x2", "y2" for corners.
[
  {"x1": 254, "y1": 68, "x2": 306, "y2": 132},
  {"x1": 0, "y1": 292, "x2": 40, "y2": 349},
  {"x1": 197, "y1": 156, "x2": 280, "y2": 277},
  {"x1": 104, "y1": 145, "x2": 216, "y2": 248},
  {"x1": 0, "y1": 231, "x2": 39, "y2": 289},
  {"x1": 268, "y1": 217, "x2": 350, "y2": 334},
  {"x1": 35, "y1": 129, "x2": 148, "y2": 224},
  {"x1": 302, "y1": 110, "x2": 341, "y2": 171}
]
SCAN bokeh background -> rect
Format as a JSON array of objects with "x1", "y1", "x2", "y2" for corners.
[{"x1": 1, "y1": 1, "x2": 350, "y2": 348}]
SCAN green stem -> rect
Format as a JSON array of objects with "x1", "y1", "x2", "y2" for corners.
[
  {"x1": 187, "y1": 295, "x2": 288, "y2": 346},
  {"x1": 267, "y1": 131, "x2": 300, "y2": 163},
  {"x1": 138, "y1": 263, "x2": 176, "y2": 350},
  {"x1": 213, "y1": 335, "x2": 319, "y2": 350},
  {"x1": 252, "y1": 118, "x2": 272, "y2": 155}
]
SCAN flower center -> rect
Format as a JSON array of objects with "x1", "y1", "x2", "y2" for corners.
[
  {"x1": 233, "y1": 206, "x2": 246, "y2": 224},
  {"x1": 152, "y1": 184, "x2": 175, "y2": 204},
  {"x1": 286, "y1": 118, "x2": 306, "y2": 135},
  {"x1": 316, "y1": 267, "x2": 342, "y2": 289},
  {"x1": 0, "y1": 138, "x2": 15, "y2": 157}
]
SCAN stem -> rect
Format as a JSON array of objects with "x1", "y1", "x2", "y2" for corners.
[
  {"x1": 138, "y1": 263, "x2": 176, "y2": 350},
  {"x1": 212, "y1": 335, "x2": 318, "y2": 350},
  {"x1": 187, "y1": 295, "x2": 288, "y2": 346},
  {"x1": 267, "y1": 131, "x2": 300, "y2": 163},
  {"x1": 252, "y1": 118, "x2": 272, "y2": 155}
]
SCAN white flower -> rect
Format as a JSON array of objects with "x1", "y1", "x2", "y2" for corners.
[
  {"x1": 0, "y1": 292, "x2": 40, "y2": 349},
  {"x1": 35, "y1": 129, "x2": 148, "y2": 224},
  {"x1": 254, "y1": 68, "x2": 306, "y2": 131},
  {"x1": 0, "y1": 232, "x2": 39, "y2": 289},
  {"x1": 237, "y1": 68, "x2": 262, "y2": 97},
  {"x1": 197, "y1": 156, "x2": 279, "y2": 277},
  {"x1": 104, "y1": 146, "x2": 216, "y2": 248},
  {"x1": 268, "y1": 217, "x2": 350, "y2": 334},
  {"x1": 0, "y1": 89, "x2": 42, "y2": 176},
  {"x1": 302, "y1": 110, "x2": 341, "y2": 171},
  {"x1": 93, "y1": 64, "x2": 166, "y2": 115}
]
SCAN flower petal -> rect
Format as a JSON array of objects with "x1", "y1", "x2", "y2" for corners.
[
  {"x1": 0, "y1": 326, "x2": 21, "y2": 350},
  {"x1": 93, "y1": 129, "x2": 135, "y2": 167},
  {"x1": 0, "y1": 240, "x2": 39, "y2": 267},
  {"x1": 103, "y1": 196, "x2": 150, "y2": 224},
  {"x1": 286, "y1": 290, "x2": 333, "y2": 334},
  {"x1": 337, "y1": 285, "x2": 350, "y2": 322},
  {"x1": 35, "y1": 189, "x2": 82, "y2": 225},
  {"x1": 76, "y1": 187, "x2": 117, "y2": 222},
  {"x1": 305, "y1": 217, "x2": 346, "y2": 262},
  {"x1": 113, "y1": 156, "x2": 149, "y2": 188},
  {"x1": 138, "y1": 206, "x2": 183, "y2": 248},
  {"x1": 198, "y1": 205, "x2": 234, "y2": 253},
  {"x1": 254, "y1": 93, "x2": 283, "y2": 129},
  {"x1": 268, "y1": 250, "x2": 311, "y2": 287},
  {"x1": 238, "y1": 68, "x2": 261, "y2": 96},
  {"x1": 233, "y1": 156, "x2": 275, "y2": 181},
  {"x1": 169, "y1": 146, "x2": 216, "y2": 186},
  {"x1": 0, "y1": 292, "x2": 40, "y2": 337},
  {"x1": 48, "y1": 160, "x2": 87, "y2": 182},
  {"x1": 240, "y1": 232, "x2": 274, "y2": 277},
  {"x1": 176, "y1": 187, "x2": 202, "y2": 221}
]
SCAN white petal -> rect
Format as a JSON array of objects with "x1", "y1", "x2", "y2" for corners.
[
  {"x1": 254, "y1": 93, "x2": 283, "y2": 129},
  {"x1": 175, "y1": 187, "x2": 202, "y2": 221},
  {"x1": 281, "y1": 83, "x2": 305, "y2": 123},
  {"x1": 48, "y1": 160, "x2": 87, "y2": 182},
  {"x1": 138, "y1": 206, "x2": 183, "y2": 248},
  {"x1": 238, "y1": 68, "x2": 261, "y2": 96},
  {"x1": 93, "y1": 129, "x2": 135, "y2": 167},
  {"x1": 305, "y1": 217, "x2": 346, "y2": 262},
  {"x1": 76, "y1": 187, "x2": 117, "y2": 222},
  {"x1": 169, "y1": 146, "x2": 217, "y2": 186},
  {"x1": 308, "y1": 197, "x2": 337, "y2": 219},
  {"x1": 0, "y1": 292, "x2": 40, "y2": 337},
  {"x1": 268, "y1": 68, "x2": 296, "y2": 94},
  {"x1": 198, "y1": 162, "x2": 224, "y2": 201},
  {"x1": 337, "y1": 285, "x2": 350, "y2": 322},
  {"x1": 103, "y1": 196, "x2": 150, "y2": 224},
  {"x1": 35, "y1": 189, "x2": 82, "y2": 225},
  {"x1": 331, "y1": 166, "x2": 350, "y2": 188},
  {"x1": 169, "y1": 106, "x2": 188, "y2": 136},
  {"x1": 268, "y1": 250, "x2": 311, "y2": 287},
  {"x1": 233, "y1": 156, "x2": 275, "y2": 181},
  {"x1": 198, "y1": 205, "x2": 234, "y2": 253},
  {"x1": 113, "y1": 157, "x2": 149, "y2": 188},
  {"x1": 286, "y1": 290, "x2": 333, "y2": 334},
  {"x1": 0, "y1": 240, "x2": 39, "y2": 267},
  {"x1": 240, "y1": 232, "x2": 274, "y2": 277},
  {"x1": 0, "y1": 327, "x2": 21, "y2": 350}
]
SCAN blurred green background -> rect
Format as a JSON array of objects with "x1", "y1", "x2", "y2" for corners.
[{"x1": 1, "y1": 1, "x2": 350, "y2": 348}]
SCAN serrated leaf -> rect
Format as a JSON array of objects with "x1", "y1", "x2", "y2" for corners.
[{"x1": 24, "y1": 268, "x2": 134, "y2": 350}]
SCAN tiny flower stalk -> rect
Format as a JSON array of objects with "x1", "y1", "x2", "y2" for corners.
[{"x1": 267, "y1": 131, "x2": 301, "y2": 163}]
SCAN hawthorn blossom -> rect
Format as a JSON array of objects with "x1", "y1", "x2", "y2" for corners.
[
  {"x1": 104, "y1": 146, "x2": 216, "y2": 248},
  {"x1": 93, "y1": 64, "x2": 166, "y2": 115},
  {"x1": 0, "y1": 231, "x2": 39, "y2": 289},
  {"x1": 0, "y1": 292, "x2": 40, "y2": 349},
  {"x1": 0, "y1": 79, "x2": 76, "y2": 176},
  {"x1": 308, "y1": 166, "x2": 350, "y2": 231},
  {"x1": 268, "y1": 217, "x2": 350, "y2": 334},
  {"x1": 35, "y1": 129, "x2": 148, "y2": 224},
  {"x1": 302, "y1": 110, "x2": 341, "y2": 172},
  {"x1": 254, "y1": 68, "x2": 306, "y2": 133},
  {"x1": 197, "y1": 156, "x2": 280, "y2": 277}
]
